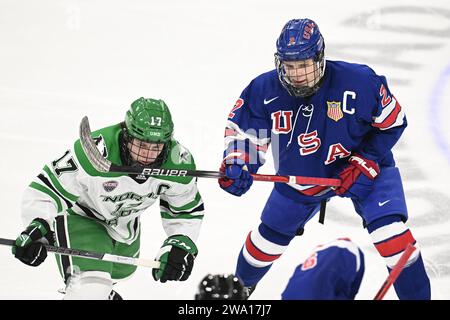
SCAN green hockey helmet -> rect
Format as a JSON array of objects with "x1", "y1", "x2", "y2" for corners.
[
  {"x1": 125, "y1": 97, "x2": 174, "y2": 143},
  {"x1": 121, "y1": 97, "x2": 174, "y2": 167}
]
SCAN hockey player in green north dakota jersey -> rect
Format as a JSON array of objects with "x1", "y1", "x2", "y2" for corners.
[{"x1": 11, "y1": 97, "x2": 205, "y2": 299}]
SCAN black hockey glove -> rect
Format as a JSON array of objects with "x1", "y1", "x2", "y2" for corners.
[
  {"x1": 152, "y1": 235, "x2": 198, "y2": 283},
  {"x1": 12, "y1": 218, "x2": 53, "y2": 267}
]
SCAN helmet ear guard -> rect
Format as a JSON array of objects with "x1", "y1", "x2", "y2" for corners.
[{"x1": 275, "y1": 19, "x2": 326, "y2": 97}]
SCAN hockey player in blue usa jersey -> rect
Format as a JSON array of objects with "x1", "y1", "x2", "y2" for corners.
[
  {"x1": 195, "y1": 238, "x2": 365, "y2": 300},
  {"x1": 218, "y1": 18, "x2": 430, "y2": 300},
  {"x1": 281, "y1": 238, "x2": 365, "y2": 300}
]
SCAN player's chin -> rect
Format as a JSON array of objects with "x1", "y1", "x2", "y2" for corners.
[
  {"x1": 137, "y1": 159, "x2": 155, "y2": 166},
  {"x1": 292, "y1": 80, "x2": 306, "y2": 85},
  {"x1": 292, "y1": 80, "x2": 310, "y2": 87}
]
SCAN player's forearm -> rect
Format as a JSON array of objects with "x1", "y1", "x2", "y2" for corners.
[
  {"x1": 21, "y1": 189, "x2": 59, "y2": 228},
  {"x1": 161, "y1": 218, "x2": 203, "y2": 243},
  {"x1": 224, "y1": 120, "x2": 270, "y2": 173},
  {"x1": 223, "y1": 139, "x2": 267, "y2": 173}
]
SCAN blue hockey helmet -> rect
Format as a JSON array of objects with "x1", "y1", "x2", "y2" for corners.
[{"x1": 275, "y1": 19, "x2": 326, "y2": 97}]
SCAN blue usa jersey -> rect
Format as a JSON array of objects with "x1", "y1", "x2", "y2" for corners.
[
  {"x1": 281, "y1": 238, "x2": 365, "y2": 300},
  {"x1": 224, "y1": 60, "x2": 407, "y2": 201}
]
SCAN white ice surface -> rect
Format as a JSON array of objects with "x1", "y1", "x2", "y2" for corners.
[{"x1": 0, "y1": 0, "x2": 449, "y2": 300}]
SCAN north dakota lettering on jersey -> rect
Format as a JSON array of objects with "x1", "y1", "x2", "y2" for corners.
[
  {"x1": 101, "y1": 190, "x2": 164, "y2": 203},
  {"x1": 21, "y1": 123, "x2": 204, "y2": 244}
]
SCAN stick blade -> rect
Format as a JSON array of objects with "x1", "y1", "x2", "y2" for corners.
[{"x1": 79, "y1": 116, "x2": 112, "y2": 173}]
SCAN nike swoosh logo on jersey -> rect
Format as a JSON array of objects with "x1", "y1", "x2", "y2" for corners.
[
  {"x1": 263, "y1": 96, "x2": 279, "y2": 104},
  {"x1": 378, "y1": 200, "x2": 391, "y2": 206}
]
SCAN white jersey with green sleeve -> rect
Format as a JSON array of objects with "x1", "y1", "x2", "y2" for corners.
[{"x1": 21, "y1": 123, "x2": 204, "y2": 244}]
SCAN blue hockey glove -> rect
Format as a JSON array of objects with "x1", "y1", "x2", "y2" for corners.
[
  {"x1": 12, "y1": 218, "x2": 53, "y2": 267},
  {"x1": 335, "y1": 153, "x2": 380, "y2": 200},
  {"x1": 152, "y1": 235, "x2": 198, "y2": 283},
  {"x1": 218, "y1": 158, "x2": 254, "y2": 197}
]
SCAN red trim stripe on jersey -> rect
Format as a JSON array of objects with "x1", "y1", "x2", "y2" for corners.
[
  {"x1": 223, "y1": 150, "x2": 250, "y2": 163},
  {"x1": 256, "y1": 144, "x2": 269, "y2": 152},
  {"x1": 372, "y1": 101, "x2": 402, "y2": 129},
  {"x1": 225, "y1": 129, "x2": 238, "y2": 137},
  {"x1": 374, "y1": 230, "x2": 416, "y2": 257},
  {"x1": 245, "y1": 232, "x2": 281, "y2": 262},
  {"x1": 298, "y1": 185, "x2": 329, "y2": 196}
]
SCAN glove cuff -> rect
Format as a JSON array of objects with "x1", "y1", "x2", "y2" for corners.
[
  {"x1": 163, "y1": 235, "x2": 198, "y2": 257},
  {"x1": 15, "y1": 218, "x2": 51, "y2": 249},
  {"x1": 25, "y1": 218, "x2": 51, "y2": 240},
  {"x1": 349, "y1": 153, "x2": 380, "y2": 180},
  {"x1": 222, "y1": 150, "x2": 250, "y2": 166}
]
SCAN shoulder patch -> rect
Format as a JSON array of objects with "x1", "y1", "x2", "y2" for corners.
[{"x1": 103, "y1": 180, "x2": 118, "y2": 192}]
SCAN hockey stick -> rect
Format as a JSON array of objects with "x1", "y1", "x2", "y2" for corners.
[
  {"x1": 79, "y1": 116, "x2": 341, "y2": 187},
  {"x1": 373, "y1": 243, "x2": 416, "y2": 300},
  {"x1": 0, "y1": 237, "x2": 160, "y2": 269}
]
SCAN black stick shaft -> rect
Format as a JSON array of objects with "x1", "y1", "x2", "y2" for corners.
[
  {"x1": 0, "y1": 237, "x2": 159, "y2": 268},
  {"x1": 0, "y1": 237, "x2": 103, "y2": 259},
  {"x1": 110, "y1": 165, "x2": 223, "y2": 179},
  {"x1": 0, "y1": 238, "x2": 14, "y2": 246}
]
